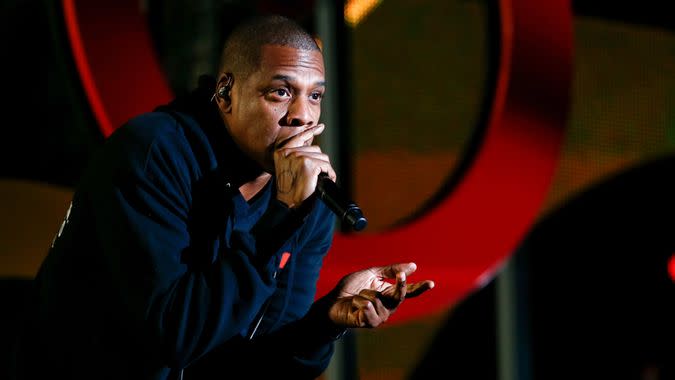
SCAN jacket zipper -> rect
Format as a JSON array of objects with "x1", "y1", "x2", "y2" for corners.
[{"x1": 180, "y1": 253, "x2": 290, "y2": 378}]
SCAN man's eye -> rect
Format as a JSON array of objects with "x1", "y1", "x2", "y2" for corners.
[
  {"x1": 274, "y1": 89, "x2": 289, "y2": 97},
  {"x1": 310, "y1": 92, "x2": 323, "y2": 101}
]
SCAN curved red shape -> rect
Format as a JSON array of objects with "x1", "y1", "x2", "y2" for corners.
[
  {"x1": 62, "y1": 0, "x2": 173, "y2": 137},
  {"x1": 63, "y1": 0, "x2": 572, "y2": 324},
  {"x1": 321, "y1": 0, "x2": 573, "y2": 323}
]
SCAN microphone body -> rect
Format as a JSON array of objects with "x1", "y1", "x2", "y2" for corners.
[{"x1": 316, "y1": 173, "x2": 367, "y2": 231}]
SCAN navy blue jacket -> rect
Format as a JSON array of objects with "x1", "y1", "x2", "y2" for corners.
[{"x1": 15, "y1": 88, "x2": 339, "y2": 379}]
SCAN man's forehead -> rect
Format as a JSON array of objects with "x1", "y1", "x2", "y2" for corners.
[{"x1": 258, "y1": 44, "x2": 325, "y2": 74}]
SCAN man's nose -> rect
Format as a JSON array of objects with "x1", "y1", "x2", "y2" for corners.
[{"x1": 286, "y1": 97, "x2": 314, "y2": 127}]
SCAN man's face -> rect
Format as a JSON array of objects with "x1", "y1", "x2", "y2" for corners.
[{"x1": 225, "y1": 44, "x2": 326, "y2": 173}]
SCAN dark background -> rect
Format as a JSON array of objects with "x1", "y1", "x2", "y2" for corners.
[{"x1": 2, "y1": 1, "x2": 674, "y2": 379}]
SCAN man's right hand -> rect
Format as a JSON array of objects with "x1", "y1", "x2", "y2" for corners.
[
  {"x1": 273, "y1": 124, "x2": 336, "y2": 209},
  {"x1": 326, "y1": 262, "x2": 435, "y2": 328}
]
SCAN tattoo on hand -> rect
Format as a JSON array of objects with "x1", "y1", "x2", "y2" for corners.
[{"x1": 277, "y1": 170, "x2": 296, "y2": 194}]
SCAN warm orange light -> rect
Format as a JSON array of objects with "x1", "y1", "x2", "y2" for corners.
[
  {"x1": 313, "y1": 35, "x2": 323, "y2": 52},
  {"x1": 344, "y1": 0, "x2": 382, "y2": 27}
]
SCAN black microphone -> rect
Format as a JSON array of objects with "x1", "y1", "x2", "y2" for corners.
[{"x1": 316, "y1": 173, "x2": 367, "y2": 231}]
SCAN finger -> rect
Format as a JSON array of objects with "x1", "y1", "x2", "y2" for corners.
[
  {"x1": 331, "y1": 298, "x2": 358, "y2": 327},
  {"x1": 394, "y1": 271, "x2": 407, "y2": 301},
  {"x1": 305, "y1": 154, "x2": 336, "y2": 182},
  {"x1": 358, "y1": 289, "x2": 380, "y2": 301},
  {"x1": 323, "y1": 165, "x2": 337, "y2": 183},
  {"x1": 371, "y1": 297, "x2": 391, "y2": 321},
  {"x1": 282, "y1": 145, "x2": 322, "y2": 154},
  {"x1": 358, "y1": 289, "x2": 396, "y2": 316},
  {"x1": 302, "y1": 156, "x2": 335, "y2": 186},
  {"x1": 361, "y1": 303, "x2": 382, "y2": 328},
  {"x1": 376, "y1": 291, "x2": 402, "y2": 310},
  {"x1": 373, "y1": 262, "x2": 417, "y2": 279},
  {"x1": 405, "y1": 280, "x2": 435, "y2": 298},
  {"x1": 279, "y1": 147, "x2": 335, "y2": 182},
  {"x1": 276, "y1": 124, "x2": 325, "y2": 149},
  {"x1": 353, "y1": 296, "x2": 382, "y2": 327},
  {"x1": 380, "y1": 271, "x2": 407, "y2": 299},
  {"x1": 284, "y1": 151, "x2": 331, "y2": 162}
]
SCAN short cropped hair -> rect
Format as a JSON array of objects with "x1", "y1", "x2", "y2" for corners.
[{"x1": 219, "y1": 14, "x2": 320, "y2": 79}]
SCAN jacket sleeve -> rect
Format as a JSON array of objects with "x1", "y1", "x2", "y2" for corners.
[
  {"x1": 242, "y1": 298, "x2": 346, "y2": 379},
  {"x1": 88, "y1": 121, "x2": 302, "y2": 369}
]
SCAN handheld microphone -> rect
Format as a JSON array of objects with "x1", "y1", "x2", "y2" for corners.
[{"x1": 316, "y1": 173, "x2": 367, "y2": 231}]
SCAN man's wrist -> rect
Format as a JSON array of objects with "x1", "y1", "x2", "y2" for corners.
[
  {"x1": 307, "y1": 293, "x2": 348, "y2": 342},
  {"x1": 325, "y1": 324, "x2": 348, "y2": 341}
]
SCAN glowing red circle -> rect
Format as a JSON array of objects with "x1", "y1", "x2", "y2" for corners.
[{"x1": 62, "y1": 0, "x2": 573, "y2": 324}]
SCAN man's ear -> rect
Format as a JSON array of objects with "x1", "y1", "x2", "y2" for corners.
[{"x1": 215, "y1": 73, "x2": 234, "y2": 112}]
